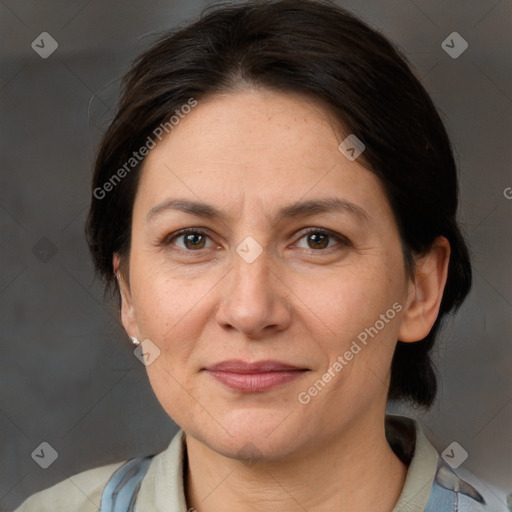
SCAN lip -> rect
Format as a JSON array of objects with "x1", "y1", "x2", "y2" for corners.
[
  {"x1": 203, "y1": 360, "x2": 309, "y2": 392},
  {"x1": 204, "y1": 359, "x2": 307, "y2": 373}
]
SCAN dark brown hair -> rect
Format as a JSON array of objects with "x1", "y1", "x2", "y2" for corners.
[{"x1": 86, "y1": 0, "x2": 472, "y2": 408}]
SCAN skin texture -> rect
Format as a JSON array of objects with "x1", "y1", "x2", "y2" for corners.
[{"x1": 114, "y1": 87, "x2": 450, "y2": 511}]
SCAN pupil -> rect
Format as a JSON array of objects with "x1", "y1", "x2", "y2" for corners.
[
  {"x1": 309, "y1": 233, "x2": 328, "y2": 249},
  {"x1": 185, "y1": 233, "x2": 204, "y2": 249}
]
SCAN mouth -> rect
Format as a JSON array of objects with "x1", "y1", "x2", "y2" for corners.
[{"x1": 202, "y1": 359, "x2": 310, "y2": 392}]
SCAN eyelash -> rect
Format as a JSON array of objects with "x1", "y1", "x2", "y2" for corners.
[{"x1": 162, "y1": 227, "x2": 351, "y2": 255}]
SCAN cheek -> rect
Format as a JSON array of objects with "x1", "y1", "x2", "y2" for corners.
[
  {"x1": 302, "y1": 258, "x2": 405, "y2": 398},
  {"x1": 130, "y1": 256, "x2": 215, "y2": 342},
  {"x1": 131, "y1": 268, "x2": 213, "y2": 424},
  {"x1": 301, "y1": 262, "x2": 403, "y2": 343}
]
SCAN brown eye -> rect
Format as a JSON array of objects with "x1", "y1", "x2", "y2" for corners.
[
  {"x1": 182, "y1": 232, "x2": 207, "y2": 250},
  {"x1": 295, "y1": 229, "x2": 349, "y2": 251},
  {"x1": 305, "y1": 232, "x2": 329, "y2": 249},
  {"x1": 166, "y1": 229, "x2": 213, "y2": 251}
]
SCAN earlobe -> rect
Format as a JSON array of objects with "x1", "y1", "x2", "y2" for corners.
[
  {"x1": 113, "y1": 253, "x2": 139, "y2": 339},
  {"x1": 398, "y1": 236, "x2": 451, "y2": 343}
]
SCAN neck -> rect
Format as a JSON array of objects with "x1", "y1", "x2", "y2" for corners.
[{"x1": 184, "y1": 413, "x2": 408, "y2": 512}]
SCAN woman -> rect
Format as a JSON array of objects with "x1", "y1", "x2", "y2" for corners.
[{"x1": 14, "y1": 0, "x2": 507, "y2": 510}]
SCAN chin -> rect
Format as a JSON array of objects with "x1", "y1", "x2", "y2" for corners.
[{"x1": 187, "y1": 406, "x2": 311, "y2": 463}]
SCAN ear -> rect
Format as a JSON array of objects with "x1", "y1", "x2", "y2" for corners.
[
  {"x1": 113, "y1": 253, "x2": 139, "y2": 339},
  {"x1": 398, "y1": 236, "x2": 451, "y2": 343}
]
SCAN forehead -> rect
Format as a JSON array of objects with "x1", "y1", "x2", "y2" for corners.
[
  {"x1": 135, "y1": 88, "x2": 389, "y2": 220},
  {"x1": 153, "y1": 88, "x2": 345, "y2": 167}
]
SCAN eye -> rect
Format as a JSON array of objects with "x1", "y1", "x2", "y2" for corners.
[
  {"x1": 294, "y1": 228, "x2": 349, "y2": 251},
  {"x1": 165, "y1": 228, "x2": 216, "y2": 251}
]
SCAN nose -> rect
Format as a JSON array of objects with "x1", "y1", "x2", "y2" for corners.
[{"x1": 215, "y1": 243, "x2": 292, "y2": 339}]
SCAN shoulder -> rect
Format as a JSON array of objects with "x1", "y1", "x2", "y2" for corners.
[
  {"x1": 13, "y1": 459, "x2": 127, "y2": 512},
  {"x1": 431, "y1": 462, "x2": 510, "y2": 512},
  {"x1": 386, "y1": 415, "x2": 509, "y2": 512},
  {"x1": 14, "y1": 431, "x2": 184, "y2": 512}
]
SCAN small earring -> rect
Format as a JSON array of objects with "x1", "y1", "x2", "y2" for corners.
[{"x1": 131, "y1": 336, "x2": 141, "y2": 346}]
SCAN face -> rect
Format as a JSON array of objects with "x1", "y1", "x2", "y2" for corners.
[{"x1": 118, "y1": 88, "x2": 413, "y2": 461}]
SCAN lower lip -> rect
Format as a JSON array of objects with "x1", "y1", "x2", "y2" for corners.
[{"x1": 205, "y1": 370, "x2": 307, "y2": 392}]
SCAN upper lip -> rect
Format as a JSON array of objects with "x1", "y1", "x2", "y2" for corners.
[{"x1": 204, "y1": 360, "x2": 308, "y2": 373}]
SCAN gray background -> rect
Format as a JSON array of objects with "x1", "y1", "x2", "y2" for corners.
[{"x1": 1, "y1": 0, "x2": 511, "y2": 510}]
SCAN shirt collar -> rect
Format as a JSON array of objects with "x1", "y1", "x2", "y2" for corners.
[{"x1": 388, "y1": 415, "x2": 439, "y2": 511}]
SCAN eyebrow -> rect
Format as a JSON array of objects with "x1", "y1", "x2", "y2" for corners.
[{"x1": 146, "y1": 197, "x2": 370, "y2": 224}]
